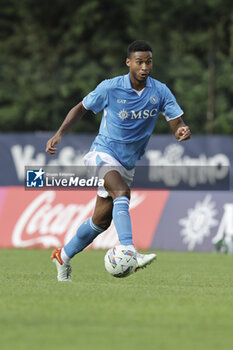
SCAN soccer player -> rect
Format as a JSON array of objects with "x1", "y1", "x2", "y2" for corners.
[{"x1": 46, "y1": 40, "x2": 191, "y2": 281}]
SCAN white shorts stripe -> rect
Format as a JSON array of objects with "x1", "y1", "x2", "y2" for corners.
[{"x1": 114, "y1": 200, "x2": 130, "y2": 205}]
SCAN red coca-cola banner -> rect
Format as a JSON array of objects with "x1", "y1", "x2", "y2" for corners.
[{"x1": 0, "y1": 187, "x2": 169, "y2": 250}]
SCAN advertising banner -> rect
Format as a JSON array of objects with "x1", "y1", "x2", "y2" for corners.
[
  {"x1": 0, "y1": 133, "x2": 232, "y2": 252},
  {"x1": 0, "y1": 133, "x2": 232, "y2": 190},
  {"x1": 0, "y1": 187, "x2": 232, "y2": 252},
  {"x1": 153, "y1": 191, "x2": 233, "y2": 252},
  {"x1": 0, "y1": 187, "x2": 168, "y2": 250}
]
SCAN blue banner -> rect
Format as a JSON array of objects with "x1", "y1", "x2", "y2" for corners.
[
  {"x1": 0, "y1": 133, "x2": 232, "y2": 189},
  {"x1": 152, "y1": 191, "x2": 233, "y2": 252}
]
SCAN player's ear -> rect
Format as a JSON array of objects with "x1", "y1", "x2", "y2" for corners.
[{"x1": 126, "y1": 58, "x2": 130, "y2": 67}]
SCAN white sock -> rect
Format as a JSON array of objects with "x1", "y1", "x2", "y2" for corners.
[{"x1": 61, "y1": 248, "x2": 71, "y2": 265}]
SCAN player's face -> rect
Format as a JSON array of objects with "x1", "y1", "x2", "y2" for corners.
[{"x1": 126, "y1": 51, "x2": 153, "y2": 83}]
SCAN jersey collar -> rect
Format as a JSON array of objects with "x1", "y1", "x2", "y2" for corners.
[{"x1": 124, "y1": 73, "x2": 152, "y2": 89}]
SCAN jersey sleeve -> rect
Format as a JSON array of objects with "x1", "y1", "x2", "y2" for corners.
[
  {"x1": 82, "y1": 80, "x2": 108, "y2": 114},
  {"x1": 161, "y1": 85, "x2": 184, "y2": 121}
]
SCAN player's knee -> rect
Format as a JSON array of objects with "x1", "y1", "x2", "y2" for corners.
[
  {"x1": 100, "y1": 219, "x2": 112, "y2": 230},
  {"x1": 93, "y1": 217, "x2": 112, "y2": 231},
  {"x1": 112, "y1": 187, "x2": 131, "y2": 200}
]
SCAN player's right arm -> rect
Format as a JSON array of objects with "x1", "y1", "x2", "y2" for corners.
[
  {"x1": 46, "y1": 102, "x2": 87, "y2": 154},
  {"x1": 46, "y1": 80, "x2": 108, "y2": 155}
]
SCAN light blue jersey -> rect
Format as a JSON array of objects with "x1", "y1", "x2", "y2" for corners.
[{"x1": 82, "y1": 73, "x2": 183, "y2": 169}]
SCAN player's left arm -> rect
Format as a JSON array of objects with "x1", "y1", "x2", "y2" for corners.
[{"x1": 169, "y1": 117, "x2": 191, "y2": 142}]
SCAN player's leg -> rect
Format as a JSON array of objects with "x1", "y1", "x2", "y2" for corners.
[
  {"x1": 51, "y1": 195, "x2": 113, "y2": 281},
  {"x1": 104, "y1": 170, "x2": 133, "y2": 246},
  {"x1": 92, "y1": 195, "x2": 113, "y2": 229},
  {"x1": 104, "y1": 170, "x2": 156, "y2": 269}
]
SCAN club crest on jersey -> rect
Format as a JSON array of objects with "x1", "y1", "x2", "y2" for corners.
[
  {"x1": 118, "y1": 108, "x2": 157, "y2": 120},
  {"x1": 150, "y1": 95, "x2": 158, "y2": 104}
]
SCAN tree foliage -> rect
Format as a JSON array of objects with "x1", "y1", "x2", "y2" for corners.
[{"x1": 0, "y1": 0, "x2": 233, "y2": 134}]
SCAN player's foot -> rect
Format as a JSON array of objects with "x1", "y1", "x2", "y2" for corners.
[
  {"x1": 135, "y1": 251, "x2": 156, "y2": 270},
  {"x1": 51, "y1": 248, "x2": 72, "y2": 282}
]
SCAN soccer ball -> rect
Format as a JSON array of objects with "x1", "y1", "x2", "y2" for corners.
[{"x1": 104, "y1": 245, "x2": 137, "y2": 278}]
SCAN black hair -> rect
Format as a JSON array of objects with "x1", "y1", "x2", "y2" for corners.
[{"x1": 127, "y1": 40, "x2": 152, "y2": 58}]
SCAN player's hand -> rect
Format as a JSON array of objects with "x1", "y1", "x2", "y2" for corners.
[
  {"x1": 177, "y1": 126, "x2": 191, "y2": 142},
  {"x1": 46, "y1": 134, "x2": 61, "y2": 154}
]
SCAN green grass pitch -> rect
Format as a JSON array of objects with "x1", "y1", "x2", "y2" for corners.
[{"x1": 1, "y1": 249, "x2": 233, "y2": 350}]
